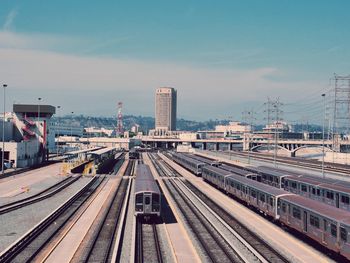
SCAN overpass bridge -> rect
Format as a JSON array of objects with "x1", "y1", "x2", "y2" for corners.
[{"x1": 141, "y1": 136, "x2": 350, "y2": 156}]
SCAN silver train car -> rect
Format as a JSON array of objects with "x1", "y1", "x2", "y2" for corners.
[
  {"x1": 171, "y1": 152, "x2": 206, "y2": 176},
  {"x1": 176, "y1": 153, "x2": 350, "y2": 213},
  {"x1": 183, "y1": 153, "x2": 221, "y2": 167},
  {"x1": 201, "y1": 165, "x2": 350, "y2": 260},
  {"x1": 134, "y1": 164, "x2": 161, "y2": 218},
  {"x1": 283, "y1": 176, "x2": 350, "y2": 212}
]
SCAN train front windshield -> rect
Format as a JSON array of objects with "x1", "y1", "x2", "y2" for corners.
[
  {"x1": 152, "y1": 193, "x2": 160, "y2": 211},
  {"x1": 135, "y1": 193, "x2": 143, "y2": 212}
]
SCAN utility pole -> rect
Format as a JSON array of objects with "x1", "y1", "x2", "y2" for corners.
[
  {"x1": 332, "y1": 74, "x2": 350, "y2": 160},
  {"x1": 264, "y1": 97, "x2": 272, "y2": 154},
  {"x1": 37, "y1": 97, "x2": 42, "y2": 163},
  {"x1": 322, "y1": 94, "x2": 326, "y2": 178},
  {"x1": 56, "y1": 106, "x2": 61, "y2": 158},
  {"x1": 2, "y1": 84, "x2": 7, "y2": 177}
]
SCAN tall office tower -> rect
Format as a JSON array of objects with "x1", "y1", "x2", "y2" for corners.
[{"x1": 155, "y1": 87, "x2": 177, "y2": 133}]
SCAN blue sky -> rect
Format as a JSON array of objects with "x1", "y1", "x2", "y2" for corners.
[{"x1": 0, "y1": 1, "x2": 349, "y2": 122}]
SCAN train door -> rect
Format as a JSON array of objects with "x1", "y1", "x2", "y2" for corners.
[
  {"x1": 144, "y1": 193, "x2": 152, "y2": 214},
  {"x1": 303, "y1": 211, "x2": 308, "y2": 232},
  {"x1": 336, "y1": 193, "x2": 340, "y2": 208}
]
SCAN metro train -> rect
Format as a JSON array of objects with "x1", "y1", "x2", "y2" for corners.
[
  {"x1": 175, "y1": 152, "x2": 350, "y2": 213},
  {"x1": 171, "y1": 152, "x2": 206, "y2": 176},
  {"x1": 134, "y1": 164, "x2": 161, "y2": 218},
  {"x1": 201, "y1": 165, "x2": 350, "y2": 260}
]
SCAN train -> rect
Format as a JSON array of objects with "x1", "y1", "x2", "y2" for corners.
[
  {"x1": 134, "y1": 164, "x2": 161, "y2": 218},
  {"x1": 129, "y1": 148, "x2": 140, "y2": 160},
  {"x1": 174, "y1": 152, "x2": 350, "y2": 213},
  {"x1": 201, "y1": 165, "x2": 350, "y2": 260},
  {"x1": 171, "y1": 152, "x2": 206, "y2": 176},
  {"x1": 169, "y1": 151, "x2": 350, "y2": 259}
]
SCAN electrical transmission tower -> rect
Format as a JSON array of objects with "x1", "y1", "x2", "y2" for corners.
[
  {"x1": 332, "y1": 74, "x2": 350, "y2": 152},
  {"x1": 265, "y1": 98, "x2": 283, "y2": 166},
  {"x1": 117, "y1": 102, "x2": 123, "y2": 137},
  {"x1": 264, "y1": 97, "x2": 273, "y2": 154}
]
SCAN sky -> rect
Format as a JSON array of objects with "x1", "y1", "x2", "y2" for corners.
[{"x1": 0, "y1": 0, "x2": 350, "y2": 122}]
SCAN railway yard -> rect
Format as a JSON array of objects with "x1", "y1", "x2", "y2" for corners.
[{"x1": 1, "y1": 150, "x2": 349, "y2": 263}]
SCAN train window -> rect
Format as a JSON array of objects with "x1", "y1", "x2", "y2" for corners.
[
  {"x1": 251, "y1": 190, "x2": 256, "y2": 198},
  {"x1": 145, "y1": 196, "x2": 151, "y2": 205},
  {"x1": 326, "y1": 191, "x2": 334, "y2": 200},
  {"x1": 301, "y1": 185, "x2": 307, "y2": 192},
  {"x1": 331, "y1": 224, "x2": 337, "y2": 237},
  {"x1": 136, "y1": 194, "x2": 143, "y2": 204},
  {"x1": 236, "y1": 184, "x2": 241, "y2": 190},
  {"x1": 269, "y1": 197, "x2": 273, "y2": 206},
  {"x1": 341, "y1": 195, "x2": 350, "y2": 204},
  {"x1": 317, "y1": 189, "x2": 321, "y2": 196},
  {"x1": 260, "y1": 194, "x2": 266, "y2": 203},
  {"x1": 291, "y1": 182, "x2": 297, "y2": 189},
  {"x1": 324, "y1": 219, "x2": 327, "y2": 231},
  {"x1": 341, "y1": 227, "x2": 347, "y2": 242},
  {"x1": 285, "y1": 181, "x2": 289, "y2": 187},
  {"x1": 152, "y1": 194, "x2": 160, "y2": 205},
  {"x1": 292, "y1": 207, "x2": 301, "y2": 219},
  {"x1": 310, "y1": 215, "x2": 320, "y2": 228},
  {"x1": 312, "y1": 188, "x2": 316, "y2": 195},
  {"x1": 282, "y1": 203, "x2": 286, "y2": 213}
]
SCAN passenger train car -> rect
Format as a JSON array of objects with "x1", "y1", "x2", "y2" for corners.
[
  {"x1": 134, "y1": 164, "x2": 161, "y2": 218},
  {"x1": 171, "y1": 152, "x2": 206, "y2": 176},
  {"x1": 129, "y1": 148, "x2": 140, "y2": 159},
  {"x1": 171, "y1": 152, "x2": 350, "y2": 212},
  {"x1": 201, "y1": 164, "x2": 350, "y2": 260},
  {"x1": 183, "y1": 153, "x2": 221, "y2": 167}
]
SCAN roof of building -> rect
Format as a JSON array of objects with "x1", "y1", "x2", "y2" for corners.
[
  {"x1": 91, "y1": 147, "x2": 116, "y2": 156},
  {"x1": 66, "y1": 147, "x2": 103, "y2": 155},
  {"x1": 13, "y1": 104, "x2": 56, "y2": 115}
]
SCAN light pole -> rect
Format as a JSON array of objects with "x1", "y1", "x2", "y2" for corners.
[
  {"x1": 70, "y1": 111, "x2": 74, "y2": 142},
  {"x1": 2, "y1": 84, "x2": 7, "y2": 177},
  {"x1": 322, "y1": 93, "x2": 326, "y2": 178},
  {"x1": 37, "y1": 97, "x2": 42, "y2": 163},
  {"x1": 56, "y1": 106, "x2": 61, "y2": 157}
]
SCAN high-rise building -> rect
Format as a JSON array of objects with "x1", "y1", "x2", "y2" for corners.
[{"x1": 155, "y1": 87, "x2": 177, "y2": 133}]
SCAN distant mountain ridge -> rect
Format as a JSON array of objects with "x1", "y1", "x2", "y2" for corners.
[{"x1": 52, "y1": 115, "x2": 323, "y2": 133}]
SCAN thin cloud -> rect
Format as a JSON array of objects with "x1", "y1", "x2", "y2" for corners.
[
  {"x1": 0, "y1": 31, "x2": 324, "y2": 119},
  {"x1": 3, "y1": 9, "x2": 18, "y2": 31}
]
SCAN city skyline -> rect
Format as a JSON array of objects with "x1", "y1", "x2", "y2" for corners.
[{"x1": 1, "y1": 1, "x2": 350, "y2": 121}]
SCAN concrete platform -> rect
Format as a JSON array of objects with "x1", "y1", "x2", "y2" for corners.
[
  {"x1": 159, "y1": 153, "x2": 334, "y2": 263},
  {"x1": 39, "y1": 161, "x2": 129, "y2": 262},
  {"x1": 0, "y1": 163, "x2": 64, "y2": 199}
]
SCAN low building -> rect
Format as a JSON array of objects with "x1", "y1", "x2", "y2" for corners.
[
  {"x1": 215, "y1": 121, "x2": 251, "y2": 135},
  {"x1": 0, "y1": 104, "x2": 55, "y2": 168},
  {"x1": 83, "y1": 127, "x2": 114, "y2": 137}
]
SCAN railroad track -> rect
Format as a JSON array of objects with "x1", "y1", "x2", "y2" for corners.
[
  {"x1": 164, "y1": 178, "x2": 244, "y2": 263},
  {"x1": 135, "y1": 219, "x2": 163, "y2": 263},
  {"x1": 148, "y1": 153, "x2": 180, "y2": 177},
  {"x1": 82, "y1": 178, "x2": 130, "y2": 263},
  {"x1": 0, "y1": 175, "x2": 81, "y2": 215},
  {"x1": 223, "y1": 151, "x2": 350, "y2": 174},
  {"x1": 155, "y1": 155, "x2": 289, "y2": 263},
  {"x1": 125, "y1": 160, "x2": 135, "y2": 176},
  {"x1": 184, "y1": 180, "x2": 289, "y2": 263},
  {"x1": 0, "y1": 176, "x2": 105, "y2": 263}
]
